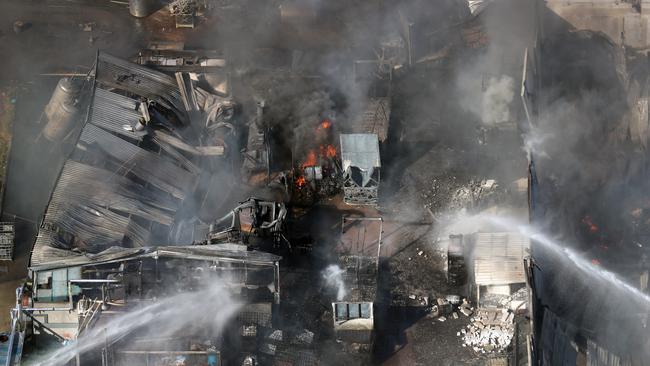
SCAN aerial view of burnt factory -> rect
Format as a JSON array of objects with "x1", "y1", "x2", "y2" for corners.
[{"x1": 1, "y1": 0, "x2": 650, "y2": 365}]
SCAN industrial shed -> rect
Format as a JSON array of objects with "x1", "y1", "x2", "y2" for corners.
[
  {"x1": 340, "y1": 134, "x2": 381, "y2": 205},
  {"x1": 469, "y1": 232, "x2": 530, "y2": 305}
]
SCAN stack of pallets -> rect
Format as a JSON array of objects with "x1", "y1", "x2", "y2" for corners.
[{"x1": 0, "y1": 223, "x2": 15, "y2": 260}]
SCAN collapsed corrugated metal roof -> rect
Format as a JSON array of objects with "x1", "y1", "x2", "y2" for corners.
[
  {"x1": 340, "y1": 133, "x2": 380, "y2": 187},
  {"x1": 80, "y1": 124, "x2": 197, "y2": 199},
  {"x1": 95, "y1": 52, "x2": 189, "y2": 125},
  {"x1": 349, "y1": 97, "x2": 390, "y2": 142},
  {"x1": 30, "y1": 244, "x2": 281, "y2": 272},
  {"x1": 90, "y1": 88, "x2": 148, "y2": 140},
  {"x1": 30, "y1": 52, "x2": 234, "y2": 269},
  {"x1": 472, "y1": 232, "x2": 529, "y2": 286}
]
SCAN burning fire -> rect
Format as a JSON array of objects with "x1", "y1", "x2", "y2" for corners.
[
  {"x1": 295, "y1": 119, "x2": 338, "y2": 188},
  {"x1": 321, "y1": 144, "x2": 337, "y2": 158},
  {"x1": 301, "y1": 151, "x2": 318, "y2": 168},
  {"x1": 300, "y1": 145, "x2": 337, "y2": 169},
  {"x1": 296, "y1": 176, "x2": 306, "y2": 187},
  {"x1": 317, "y1": 119, "x2": 332, "y2": 131},
  {"x1": 581, "y1": 215, "x2": 598, "y2": 233}
]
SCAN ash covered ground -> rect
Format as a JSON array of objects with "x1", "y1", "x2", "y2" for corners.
[{"x1": 0, "y1": 0, "x2": 620, "y2": 365}]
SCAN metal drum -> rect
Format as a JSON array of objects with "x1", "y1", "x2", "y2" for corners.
[
  {"x1": 129, "y1": 0, "x2": 159, "y2": 18},
  {"x1": 42, "y1": 78, "x2": 81, "y2": 142}
]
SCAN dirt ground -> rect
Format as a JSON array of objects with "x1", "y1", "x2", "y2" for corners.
[{"x1": 0, "y1": 280, "x2": 24, "y2": 330}]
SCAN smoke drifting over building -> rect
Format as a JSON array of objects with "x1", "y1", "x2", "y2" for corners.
[{"x1": 0, "y1": 0, "x2": 650, "y2": 365}]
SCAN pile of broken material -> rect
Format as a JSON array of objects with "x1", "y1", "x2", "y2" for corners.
[{"x1": 459, "y1": 307, "x2": 515, "y2": 354}]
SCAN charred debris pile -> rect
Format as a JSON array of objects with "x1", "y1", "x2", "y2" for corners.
[
  {"x1": 3, "y1": 0, "x2": 547, "y2": 365},
  {"x1": 14, "y1": 10, "x2": 404, "y2": 363}
]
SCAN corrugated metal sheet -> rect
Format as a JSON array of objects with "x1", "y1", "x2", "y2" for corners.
[
  {"x1": 31, "y1": 230, "x2": 83, "y2": 267},
  {"x1": 48, "y1": 160, "x2": 176, "y2": 224},
  {"x1": 51, "y1": 203, "x2": 136, "y2": 251},
  {"x1": 153, "y1": 135, "x2": 201, "y2": 175},
  {"x1": 32, "y1": 53, "x2": 215, "y2": 269},
  {"x1": 90, "y1": 88, "x2": 148, "y2": 140},
  {"x1": 473, "y1": 232, "x2": 529, "y2": 285},
  {"x1": 95, "y1": 52, "x2": 188, "y2": 124},
  {"x1": 31, "y1": 244, "x2": 281, "y2": 272},
  {"x1": 350, "y1": 97, "x2": 390, "y2": 142},
  {"x1": 80, "y1": 124, "x2": 196, "y2": 199},
  {"x1": 340, "y1": 133, "x2": 380, "y2": 187},
  {"x1": 540, "y1": 309, "x2": 578, "y2": 366},
  {"x1": 587, "y1": 339, "x2": 631, "y2": 366},
  {"x1": 34, "y1": 162, "x2": 166, "y2": 255},
  {"x1": 29, "y1": 157, "x2": 187, "y2": 266}
]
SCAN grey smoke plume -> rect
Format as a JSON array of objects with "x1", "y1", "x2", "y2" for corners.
[
  {"x1": 481, "y1": 75, "x2": 515, "y2": 125},
  {"x1": 456, "y1": 69, "x2": 516, "y2": 126},
  {"x1": 322, "y1": 264, "x2": 346, "y2": 301}
]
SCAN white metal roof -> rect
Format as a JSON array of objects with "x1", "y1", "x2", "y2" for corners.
[
  {"x1": 340, "y1": 133, "x2": 380, "y2": 187},
  {"x1": 473, "y1": 232, "x2": 529, "y2": 286}
]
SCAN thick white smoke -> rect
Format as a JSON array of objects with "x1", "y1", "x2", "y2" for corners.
[
  {"x1": 481, "y1": 75, "x2": 515, "y2": 125},
  {"x1": 322, "y1": 264, "x2": 347, "y2": 301}
]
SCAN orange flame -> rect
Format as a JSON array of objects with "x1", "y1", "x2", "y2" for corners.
[
  {"x1": 296, "y1": 176, "x2": 306, "y2": 187},
  {"x1": 321, "y1": 144, "x2": 336, "y2": 158},
  {"x1": 581, "y1": 215, "x2": 598, "y2": 233},
  {"x1": 317, "y1": 119, "x2": 332, "y2": 131},
  {"x1": 301, "y1": 150, "x2": 318, "y2": 168}
]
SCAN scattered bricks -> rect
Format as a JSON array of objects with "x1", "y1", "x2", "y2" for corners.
[
  {"x1": 430, "y1": 305, "x2": 440, "y2": 317},
  {"x1": 296, "y1": 329, "x2": 314, "y2": 345},
  {"x1": 460, "y1": 306, "x2": 473, "y2": 317},
  {"x1": 500, "y1": 310, "x2": 510, "y2": 323},
  {"x1": 458, "y1": 307, "x2": 516, "y2": 354},
  {"x1": 268, "y1": 330, "x2": 283, "y2": 341},
  {"x1": 445, "y1": 294, "x2": 461, "y2": 304}
]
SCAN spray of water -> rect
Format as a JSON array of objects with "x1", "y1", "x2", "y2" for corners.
[
  {"x1": 486, "y1": 215, "x2": 650, "y2": 305},
  {"x1": 33, "y1": 277, "x2": 242, "y2": 366},
  {"x1": 322, "y1": 264, "x2": 347, "y2": 301}
]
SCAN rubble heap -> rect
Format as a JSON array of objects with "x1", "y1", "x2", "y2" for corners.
[
  {"x1": 459, "y1": 308, "x2": 515, "y2": 354},
  {"x1": 480, "y1": 287, "x2": 528, "y2": 310}
]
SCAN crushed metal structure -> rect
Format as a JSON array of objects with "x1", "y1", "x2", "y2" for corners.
[
  {"x1": 207, "y1": 197, "x2": 288, "y2": 250},
  {"x1": 19, "y1": 51, "x2": 287, "y2": 365},
  {"x1": 32, "y1": 51, "x2": 237, "y2": 266}
]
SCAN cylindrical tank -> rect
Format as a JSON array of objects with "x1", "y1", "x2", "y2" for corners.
[
  {"x1": 129, "y1": 0, "x2": 159, "y2": 18},
  {"x1": 42, "y1": 78, "x2": 81, "y2": 142}
]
